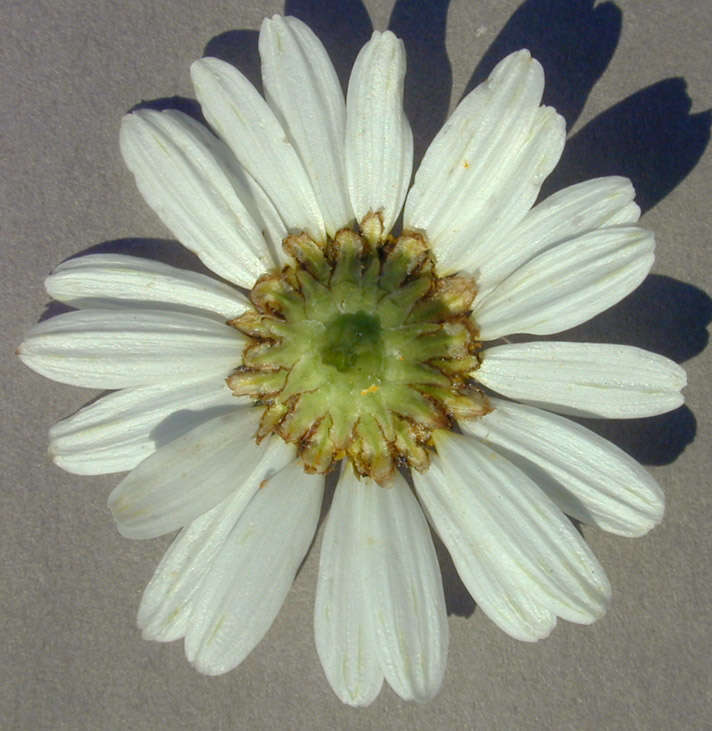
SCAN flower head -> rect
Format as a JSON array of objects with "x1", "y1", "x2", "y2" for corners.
[{"x1": 18, "y1": 15, "x2": 686, "y2": 705}]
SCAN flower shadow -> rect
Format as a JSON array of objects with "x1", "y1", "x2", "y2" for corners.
[{"x1": 545, "y1": 78, "x2": 711, "y2": 213}]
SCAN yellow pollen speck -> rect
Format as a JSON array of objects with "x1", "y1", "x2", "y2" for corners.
[
  {"x1": 360, "y1": 384, "x2": 380, "y2": 395},
  {"x1": 463, "y1": 160, "x2": 470, "y2": 168}
]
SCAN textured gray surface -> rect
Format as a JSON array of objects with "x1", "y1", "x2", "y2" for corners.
[{"x1": 2, "y1": 0, "x2": 711, "y2": 728}]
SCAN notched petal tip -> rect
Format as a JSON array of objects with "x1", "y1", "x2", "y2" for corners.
[
  {"x1": 118, "y1": 108, "x2": 153, "y2": 144},
  {"x1": 368, "y1": 28, "x2": 400, "y2": 47},
  {"x1": 499, "y1": 48, "x2": 541, "y2": 79},
  {"x1": 189, "y1": 56, "x2": 227, "y2": 86},
  {"x1": 260, "y1": 13, "x2": 291, "y2": 37}
]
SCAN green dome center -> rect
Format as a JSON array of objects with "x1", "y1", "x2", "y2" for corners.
[{"x1": 321, "y1": 311, "x2": 383, "y2": 375}]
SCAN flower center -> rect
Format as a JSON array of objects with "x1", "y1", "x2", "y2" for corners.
[
  {"x1": 321, "y1": 310, "x2": 383, "y2": 375},
  {"x1": 227, "y1": 215, "x2": 488, "y2": 483}
]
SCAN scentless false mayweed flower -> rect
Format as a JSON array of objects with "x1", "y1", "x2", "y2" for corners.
[{"x1": 18, "y1": 16, "x2": 686, "y2": 705}]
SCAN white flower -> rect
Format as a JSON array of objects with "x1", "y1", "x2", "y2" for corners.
[{"x1": 18, "y1": 15, "x2": 686, "y2": 706}]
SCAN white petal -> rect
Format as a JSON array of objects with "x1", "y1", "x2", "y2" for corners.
[
  {"x1": 345, "y1": 30, "x2": 413, "y2": 236},
  {"x1": 404, "y1": 51, "x2": 562, "y2": 273},
  {"x1": 417, "y1": 433, "x2": 611, "y2": 632},
  {"x1": 437, "y1": 106, "x2": 565, "y2": 276},
  {"x1": 120, "y1": 109, "x2": 276, "y2": 287},
  {"x1": 415, "y1": 458, "x2": 557, "y2": 641},
  {"x1": 18, "y1": 309, "x2": 244, "y2": 389},
  {"x1": 49, "y1": 376, "x2": 240, "y2": 475},
  {"x1": 461, "y1": 398, "x2": 664, "y2": 536},
  {"x1": 108, "y1": 407, "x2": 277, "y2": 539},
  {"x1": 475, "y1": 176, "x2": 640, "y2": 294},
  {"x1": 184, "y1": 460, "x2": 324, "y2": 675},
  {"x1": 166, "y1": 111, "x2": 288, "y2": 261},
  {"x1": 474, "y1": 226, "x2": 655, "y2": 339},
  {"x1": 137, "y1": 437, "x2": 296, "y2": 642},
  {"x1": 46, "y1": 254, "x2": 249, "y2": 320},
  {"x1": 191, "y1": 57, "x2": 325, "y2": 241},
  {"x1": 260, "y1": 16, "x2": 352, "y2": 237},
  {"x1": 184, "y1": 117, "x2": 289, "y2": 264},
  {"x1": 358, "y1": 469, "x2": 448, "y2": 702},
  {"x1": 139, "y1": 497, "x2": 244, "y2": 643},
  {"x1": 314, "y1": 465, "x2": 384, "y2": 707},
  {"x1": 475, "y1": 342, "x2": 686, "y2": 418}
]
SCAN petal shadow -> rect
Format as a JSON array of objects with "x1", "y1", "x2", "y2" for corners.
[
  {"x1": 285, "y1": 0, "x2": 373, "y2": 87},
  {"x1": 63, "y1": 237, "x2": 215, "y2": 276},
  {"x1": 534, "y1": 275, "x2": 709, "y2": 466},
  {"x1": 578, "y1": 406, "x2": 696, "y2": 468},
  {"x1": 431, "y1": 530, "x2": 476, "y2": 618},
  {"x1": 545, "y1": 79, "x2": 712, "y2": 213},
  {"x1": 151, "y1": 406, "x2": 241, "y2": 450},
  {"x1": 129, "y1": 96, "x2": 205, "y2": 125},
  {"x1": 465, "y1": 0, "x2": 622, "y2": 128},
  {"x1": 389, "y1": 0, "x2": 453, "y2": 167},
  {"x1": 203, "y1": 30, "x2": 262, "y2": 92},
  {"x1": 567, "y1": 275, "x2": 712, "y2": 364}
]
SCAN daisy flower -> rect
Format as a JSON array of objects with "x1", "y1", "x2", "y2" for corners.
[{"x1": 18, "y1": 16, "x2": 686, "y2": 705}]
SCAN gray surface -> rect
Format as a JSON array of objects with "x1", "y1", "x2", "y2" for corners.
[{"x1": 2, "y1": 0, "x2": 711, "y2": 728}]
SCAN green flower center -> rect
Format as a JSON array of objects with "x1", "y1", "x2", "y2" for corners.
[
  {"x1": 228, "y1": 214, "x2": 488, "y2": 483},
  {"x1": 321, "y1": 311, "x2": 383, "y2": 375}
]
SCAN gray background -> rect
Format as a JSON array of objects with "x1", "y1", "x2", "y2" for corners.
[{"x1": 3, "y1": 0, "x2": 710, "y2": 728}]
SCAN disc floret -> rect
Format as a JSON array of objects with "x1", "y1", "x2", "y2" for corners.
[{"x1": 228, "y1": 216, "x2": 487, "y2": 483}]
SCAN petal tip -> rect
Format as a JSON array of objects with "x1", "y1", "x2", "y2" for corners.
[{"x1": 190, "y1": 56, "x2": 223, "y2": 81}]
